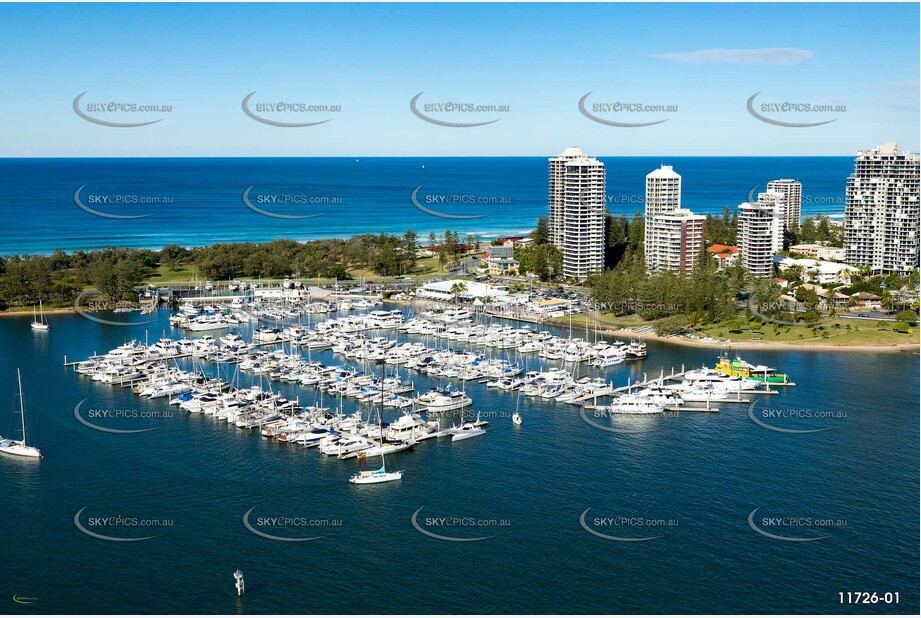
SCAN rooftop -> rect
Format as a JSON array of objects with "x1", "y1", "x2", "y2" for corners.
[
  {"x1": 646, "y1": 164, "x2": 680, "y2": 179},
  {"x1": 707, "y1": 244, "x2": 740, "y2": 254},
  {"x1": 418, "y1": 279, "x2": 509, "y2": 298},
  {"x1": 534, "y1": 298, "x2": 570, "y2": 307},
  {"x1": 773, "y1": 255, "x2": 858, "y2": 274},
  {"x1": 552, "y1": 146, "x2": 587, "y2": 160}
]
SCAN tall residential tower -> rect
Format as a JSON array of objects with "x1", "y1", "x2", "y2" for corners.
[
  {"x1": 547, "y1": 147, "x2": 606, "y2": 281},
  {"x1": 644, "y1": 165, "x2": 705, "y2": 274},
  {"x1": 738, "y1": 192, "x2": 784, "y2": 278},
  {"x1": 844, "y1": 143, "x2": 920, "y2": 275},
  {"x1": 766, "y1": 178, "x2": 802, "y2": 231}
]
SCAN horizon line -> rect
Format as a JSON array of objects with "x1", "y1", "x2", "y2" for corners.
[{"x1": 0, "y1": 153, "x2": 872, "y2": 160}]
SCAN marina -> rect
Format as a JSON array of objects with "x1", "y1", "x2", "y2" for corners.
[
  {"x1": 0, "y1": 294, "x2": 915, "y2": 614},
  {"x1": 1, "y1": 1, "x2": 918, "y2": 614},
  {"x1": 58, "y1": 301, "x2": 800, "y2": 477}
]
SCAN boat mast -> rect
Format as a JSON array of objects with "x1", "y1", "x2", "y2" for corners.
[
  {"x1": 17, "y1": 369, "x2": 26, "y2": 445},
  {"x1": 379, "y1": 369, "x2": 386, "y2": 470}
]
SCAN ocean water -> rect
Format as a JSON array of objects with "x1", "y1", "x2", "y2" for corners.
[
  {"x1": 0, "y1": 308, "x2": 917, "y2": 614},
  {"x1": 0, "y1": 157, "x2": 853, "y2": 254}
]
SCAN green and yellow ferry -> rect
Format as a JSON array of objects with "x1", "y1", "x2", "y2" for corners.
[{"x1": 715, "y1": 352, "x2": 795, "y2": 385}]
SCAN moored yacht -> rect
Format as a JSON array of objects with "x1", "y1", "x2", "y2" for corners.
[
  {"x1": 414, "y1": 388, "x2": 472, "y2": 412},
  {"x1": 0, "y1": 370, "x2": 41, "y2": 459},
  {"x1": 30, "y1": 300, "x2": 49, "y2": 331},
  {"x1": 625, "y1": 340, "x2": 648, "y2": 360}
]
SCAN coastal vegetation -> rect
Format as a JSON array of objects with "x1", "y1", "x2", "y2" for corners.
[
  {"x1": 577, "y1": 212, "x2": 917, "y2": 343},
  {"x1": 0, "y1": 230, "x2": 468, "y2": 309},
  {"x1": 0, "y1": 247, "x2": 155, "y2": 309},
  {"x1": 189, "y1": 232, "x2": 422, "y2": 280},
  {"x1": 791, "y1": 214, "x2": 844, "y2": 248},
  {"x1": 0, "y1": 221, "x2": 916, "y2": 352}
]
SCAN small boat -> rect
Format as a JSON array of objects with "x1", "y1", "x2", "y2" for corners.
[
  {"x1": 448, "y1": 408, "x2": 486, "y2": 442},
  {"x1": 594, "y1": 344, "x2": 624, "y2": 367},
  {"x1": 450, "y1": 422, "x2": 486, "y2": 441},
  {"x1": 415, "y1": 387, "x2": 472, "y2": 412},
  {"x1": 0, "y1": 369, "x2": 42, "y2": 459},
  {"x1": 625, "y1": 340, "x2": 647, "y2": 361},
  {"x1": 350, "y1": 400, "x2": 403, "y2": 485},
  {"x1": 715, "y1": 353, "x2": 792, "y2": 384},
  {"x1": 357, "y1": 440, "x2": 415, "y2": 458},
  {"x1": 512, "y1": 412, "x2": 522, "y2": 426},
  {"x1": 349, "y1": 462, "x2": 403, "y2": 484},
  {"x1": 607, "y1": 394, "x2": 664, "y2": 415},
  {"x1": 30, "y1": 301, "x2": 49, "y2": 331}
]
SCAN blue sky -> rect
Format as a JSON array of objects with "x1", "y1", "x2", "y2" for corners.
[{"x1": 0, "y1": 2, "x2": 917, "y2": 157}]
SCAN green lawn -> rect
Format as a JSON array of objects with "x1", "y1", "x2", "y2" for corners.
[
  {"x1": 549, "y1": 312, "x2": 652, "y2": 330},
  {"x1": 145, "y1": 263, "x2": 201, "y2": 285},
  {"x1": 696, "y1": 316, "x2": 918, "y2": 346},
  {"x1": 347, "y1": 255, "x2": 446, "y2": 281},
  {"x1": 555, "y1": 310, "x2": 917, "y2": 347},
  {"x1": 146, "y1": 255, "x2": 460, "y2": 288}
]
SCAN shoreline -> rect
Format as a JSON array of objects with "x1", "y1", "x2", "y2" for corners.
[
  {"x1": 539, "y1": 311, "x2": 920, "y2": 354},
  {"x1": 0, "y1": 307, "x2": 80, "y2": 317},
  {"x1": 596, "y1": 326, "x2": 920, "y2": 354},
  {"x1": 3, "y1": 304, "x2": 917, "y2": 354}
]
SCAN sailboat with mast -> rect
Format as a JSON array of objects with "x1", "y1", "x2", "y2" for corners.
[
  {"x1": 30, "y1": 300, "x2": 49, "y2": 331},
  {"x1": 512, "y1": 390, "x2": 523, "y2": 426},
  {"x1": 349, "y1": 375, "x2": 403, "y2": 484},
  {"x1": 0, "y1": 369, "x2": 42, "y2": 458}
]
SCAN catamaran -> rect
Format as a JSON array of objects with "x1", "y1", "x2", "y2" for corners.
[
  {"x1": 0, "y1": 369, "x2": 42, "y2": 459},
  {"x1": 30, "y1": 300, "x2": 49, "y2": 331}
]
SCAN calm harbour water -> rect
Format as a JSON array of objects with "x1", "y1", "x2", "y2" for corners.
[{"x1": 0, "y1": 307, "x2": 917, "y2": 614}]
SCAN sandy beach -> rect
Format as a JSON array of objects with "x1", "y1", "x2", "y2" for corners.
[{"x1": 0, "y1": 306, "x2": 81, "y2": 317}]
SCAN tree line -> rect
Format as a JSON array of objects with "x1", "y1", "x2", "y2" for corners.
[
  {"x1": 0, "y1": 248, "x2": 156, "y2": 309},
  {"x1": 190, "y1": 232, "x2": 420, "y2": 281},
  {"x1": 0, "y1": 231, "x2": 427, "y2": 309}
]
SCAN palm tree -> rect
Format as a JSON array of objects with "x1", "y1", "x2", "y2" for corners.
[
  {"x1": 449, "y1": 281, "x2": 468, "y2": 304},
  {"x1": 881, "y1": 291, "x2": 897, "y2": 312}
]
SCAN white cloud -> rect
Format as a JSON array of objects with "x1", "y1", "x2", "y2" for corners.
[
  {"x1": 872, "y1": 79, "x2": 920, "y2": 95},
  {"x1": 648, "y1": 48, "x2": 814, "y2": 65}
]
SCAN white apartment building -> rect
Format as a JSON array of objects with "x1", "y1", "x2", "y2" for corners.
[
  {"x1": 738, "y1": 197, "x2": 784, "y2": 278},
  {"x1": 548, "y1": 147, "x2": 589, "y2": 248},
  {"x1": 559, "y1": 154, "x2": 606, "y2": 281},
  {"x1": 766, "y1": 178, "x2": 802, "y2": 230},
  {"x1": 844, "y1": 142, "x2": 920, "y2": 275},
  {"x1": 790, "y1": 243, "x2": 846, "y2": 261},
  {"x1": 643, "y1": 165, "x2": 706, "y2": 274},
  {"x1": 644, "y1": 164, "x2": 682, "y2": 218},
  {"x1": 773, "y1": 256, "x2": 858, "y2": 286},
  {"x1": 645, "y1": 208, "x2": 706, "y2": 274},
  {"x1": 754, "y1": 189, "x2": 787, "y2": 234}
]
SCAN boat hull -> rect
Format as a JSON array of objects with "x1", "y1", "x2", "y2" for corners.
[
  {"x1": 349, "y1": 471, "x2": 403, "y2": 484},
  {"x1": 0, "y1": 440, "x2": 41, "y2": 458}
]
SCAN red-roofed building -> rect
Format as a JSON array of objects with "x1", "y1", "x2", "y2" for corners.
[
  {"x1": 495, "y1": 236, "x2": 533, "y2": 248},
  {"x1": 706, "y1": 244, "x2": 740, "y2": 270}
]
